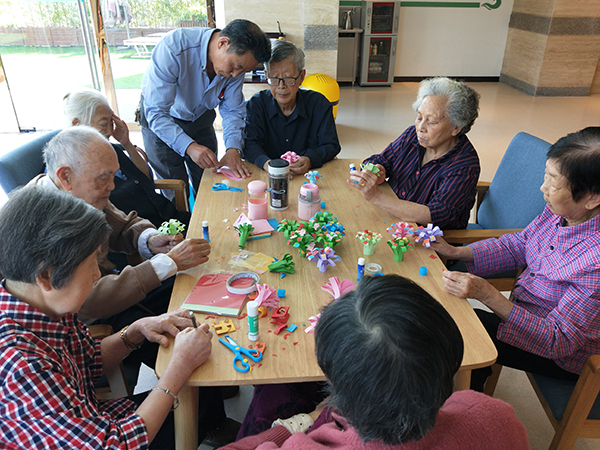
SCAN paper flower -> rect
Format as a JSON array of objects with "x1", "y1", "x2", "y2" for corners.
[
  {"x1": 311, "y1": 211, "x2": 334, "y2": 225},
  {"x1": 268, "y1": 253, "x2": 295, "y2": 274},
  {"x1": 277, "y1": 219, "x2": 298, "y2": 239},
  {"x1": 235, "y1": 223, "x2": 254, "y2": 249},
  {"x1": 307, "y1": 246, "x2": 341, "y2": 273},
  {"x1": 305, "y1": 313, "x2": 321, "y2": 334},
  {"x1": 254, "y1": 283, "x2": 280, "y2": 308},
  {"x1": 322, "y1": 221, "x2": 346, "y2": 236},
  {"x1": 415, "y1": 223, "x2": 444, "y2": 248},
  {"x1": 316, "y1": 230, "x2": 344, "y2": 248},
  {"x1": 356, "y1": 230, "x2": 382, "y2": 255},
  {"x1": 304, "y1": 170, "x2": 322, "y2": 185},
  {"x1": 360, "y1": 162, "x2": 381, "y2": 175},
  {"x1": 281, "y1": 151, "x2": 301, "y2": 164},
  {"x1": 386, "y1": 222, "x2": 414, "y2": 239},
  {"x1": 387, "y1": 237, "x2": 414, "y2": 262},
  {"x1": 321, "y1": 277, "x2": 357, "y2": 299},
  {"x1": 157, "y1": 219, "x2": 185, "y2": 235}
]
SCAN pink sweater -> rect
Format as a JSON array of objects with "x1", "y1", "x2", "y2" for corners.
[{"x1": 221, "y1": 390, "x2": 529, "y2": 450}]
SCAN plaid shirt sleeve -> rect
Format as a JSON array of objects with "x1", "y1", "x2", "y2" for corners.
[
  {"x1": 0, "y1": 342, "x2": 148, "y2": 449},
  {"x1": 467, "y1": 208, "x2": 600, "y2": 374}
]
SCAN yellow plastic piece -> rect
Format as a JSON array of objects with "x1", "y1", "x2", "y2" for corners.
[
  {"x1": 301, "y1": 73, "x2": 340, "y2": 119},
  {"x1": 213, "y1": 319, "x2": 236, "y2": 335}
]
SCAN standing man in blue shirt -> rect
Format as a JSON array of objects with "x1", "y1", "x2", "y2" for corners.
[{"x1": 140, "y1": 19, "x2": 271, "y2": 200}]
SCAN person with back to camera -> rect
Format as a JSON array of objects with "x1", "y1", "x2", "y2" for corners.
[
  {"x1": 243, "y1": 39, "x2": 341, "y2": 174},
  {"x1": 222, "y1": 275, "x2": 529, "y2": 450},
  {"x1": 432, "y1": 126, "x2": 600, "y2": 391},
  {"x1": 349, "y1": 77, "x2": 481, "y2": 230},
  {"x1": 140, "y1": 19, "x2": 271, "y2": 198},
  {"x1": 64, "y1": 89, "x2": 191, "y2": 229},
  {"x1": 0, "y1": 186, "x2": 213, "y2": 450}
]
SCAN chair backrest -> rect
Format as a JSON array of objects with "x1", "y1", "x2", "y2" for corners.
[
  {"x1": 0, "y1": 130, "x2": 61, "y2": 195},
  {"x1": 477, "y1": 132, "x2": 551, "y2": 229}
]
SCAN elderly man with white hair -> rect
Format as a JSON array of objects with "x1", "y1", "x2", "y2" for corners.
[{"x1": 33, "y1": 126, "x2": 209, "y2": 324}]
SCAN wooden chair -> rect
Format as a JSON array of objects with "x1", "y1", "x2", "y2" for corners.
[
  {"x1": 484, "y1": 359, "x2": 600, "y2": 450},
  {"x1": 444, "y1": 132, "x2": 551, "y2": 291},
  {"x1": 89, "y1": 324, "x2": 132, "y2": 399}
]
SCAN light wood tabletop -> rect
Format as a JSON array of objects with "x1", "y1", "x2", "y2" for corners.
[{"x1": 155, "y1": 158, "x2": 497, "y2": 450}]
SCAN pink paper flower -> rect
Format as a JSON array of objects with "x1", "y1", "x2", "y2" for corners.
[
  {"x1": 254, "y1": 284, "x2": 280, "y2": 308},
  {"x1": 321, "y1": 277, "x2": 357, "y2": 299},
  {"x1": 305, "y1": 313, "x2": 321, "y2": 334}
]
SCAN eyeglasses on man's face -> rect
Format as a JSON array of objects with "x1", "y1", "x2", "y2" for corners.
[{"x1": 266, "y1": 74, "x2": 301, "y2": 86}]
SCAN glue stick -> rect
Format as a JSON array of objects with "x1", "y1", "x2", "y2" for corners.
[
  {"x1": 357, "y1": 257, "x2": 365, "y2": 282},
  {"x1": 247, "y1": 300, "x2": 259, "y2": 341},
  {"x1": 349, "y1": 163, "x2": 356, "y2": 172},
  {"x1": 202, "y1": 220, "x2": 210, "y2": 242}
]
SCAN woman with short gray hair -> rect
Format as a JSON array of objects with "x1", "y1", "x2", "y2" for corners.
[{"x1": 349, "y1": 77, "x2": 481, "y2": 230}]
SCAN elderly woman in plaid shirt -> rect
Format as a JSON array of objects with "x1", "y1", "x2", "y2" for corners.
[
  {"x1": 0, "y1": 186, "x2": 213, "y2": 449},
  {"x1": 433, "y1": 126, "x2": 600, "y2": 390}
]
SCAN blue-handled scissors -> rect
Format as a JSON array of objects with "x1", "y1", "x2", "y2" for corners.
[
  {"x1": 212, "y1": 182, "x2": 243, "y2": 192},
  {"x1": 219, "y1": 334, "x2": 262, "y2": 372}
]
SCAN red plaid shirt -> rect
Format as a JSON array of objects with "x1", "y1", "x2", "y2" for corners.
[
  {"x1": 467, "y1": 206, "x2": 600, "y2": 374},
  {"x1": 0, "y1": 283, "x2": 148, "y2": 449}
]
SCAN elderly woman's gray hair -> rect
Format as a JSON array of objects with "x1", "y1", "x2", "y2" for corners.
[
  {"x1": 43, "y1": 126, "x2": 111, "y2": 179},
  {"x1": 0, "y1": 186, "x2": 111, "y2": 289},
  {"x1": 412, "y1": 77, "x2": 480, "y2": 136},
  {"x1": 266, "y1": 40, "x2": 305, "y2": 74},
  {"x1": 64, "y1": 89, "x2": 110, "y2": 127}
]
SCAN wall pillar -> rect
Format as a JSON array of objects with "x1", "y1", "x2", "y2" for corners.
[{"x1": 500, "y1": 0, "x2": 600, "y2": 96}]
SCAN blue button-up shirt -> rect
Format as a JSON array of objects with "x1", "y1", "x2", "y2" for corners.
[{"x1": 142, "y1": 27, "x2": 246, "y2": 156}]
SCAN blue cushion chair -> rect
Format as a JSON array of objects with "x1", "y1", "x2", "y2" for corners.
[
  {"x1": 443, "y1": 131, "x2": 551, "y2": 291},
  {"x1": 0, "y1": 130, "x2": 61, "y2": 194}
]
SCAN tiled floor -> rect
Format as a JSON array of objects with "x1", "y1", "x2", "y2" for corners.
[{"x1": 3, "y1": 81, "x2": 600, "y2": 449}]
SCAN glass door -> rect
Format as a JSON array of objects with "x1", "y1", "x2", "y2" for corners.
[
  {"x1": 366, "y1": 36, "x2": 392, "y2": 82},
  {"x1": 0, "y1": 0, "x2": 102, "y2": 131}
]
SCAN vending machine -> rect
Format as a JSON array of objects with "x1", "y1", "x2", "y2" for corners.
[{"x1": 359, "y1": 1, "x2": 400, "y2": 86}]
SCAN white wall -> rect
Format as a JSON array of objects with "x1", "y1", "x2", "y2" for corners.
[{"x1": 394, "y1": 1, "x2": 514, "y2": 77}]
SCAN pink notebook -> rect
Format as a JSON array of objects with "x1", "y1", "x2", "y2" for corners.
[{"x1": 182, "y1": 273, "x2": 253, "y2": 316}]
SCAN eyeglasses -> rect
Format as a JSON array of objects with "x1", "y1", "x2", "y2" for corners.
[{"x1": 266, "y1": 74, "x2": 301, "y2": 86}]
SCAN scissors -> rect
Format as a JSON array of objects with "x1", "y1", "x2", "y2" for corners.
[
  {"x1": 219, "y1": 334, "x2": 262, "y2": 372},
  {"x1": 212, "y1": 182, "x2": 243, "y2": 192}
]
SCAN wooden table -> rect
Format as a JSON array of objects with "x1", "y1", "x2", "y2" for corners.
[{"x1": 156, "y1": 158, "x2": 497, "y2": 450}]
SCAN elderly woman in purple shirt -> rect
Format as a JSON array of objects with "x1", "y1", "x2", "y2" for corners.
[
  {"x1": 433, "y1": 126, "x2": 600, "y2": 390},
  {"x1": 349, "y1": 77, "x2": 481, "y2": 230}
]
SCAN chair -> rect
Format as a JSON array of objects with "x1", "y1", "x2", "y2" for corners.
[
  {"x1": 0, "y1": 129, "x2": 188, "y2": 212},
  {"x1": 443, "y1": 132, "x2": 551, "y2": 291},
  {"x1": 484, "y1": 358, "x2": 600, "y2": 450},
  {"x1": 89, "y1": 324, "x2": 132, "y2": 400}
]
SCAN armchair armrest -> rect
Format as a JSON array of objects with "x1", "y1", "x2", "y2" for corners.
[
  {"x1": 444, "y1": 228, "x2": 522, "y2": 245},
  {"x1": 475, "y1": 181, "x2": 490, "y2": 215},
  {"x1": 154, "y1": 179, "x2": 189, "y2": 212}
]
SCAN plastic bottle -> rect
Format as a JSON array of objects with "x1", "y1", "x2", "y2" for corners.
[
  {"x1": 357, "y1": 257, "x2": 365, "y2": 282},
  {"x1": 247, "y1": 180, "x2": 268, "y2": 220},
  {"x1": 298, "y1": 183, "x2": 321, "y2": 220},
  {"x1": 247, "y1": 300, "x2": 259, "y2": 341},
  {"x1": 268, "y1": 159, "x2": 290, "y2": 211}
]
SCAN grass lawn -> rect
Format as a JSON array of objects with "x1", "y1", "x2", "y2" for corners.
[{"x1": 0, "y1": 45, "x2": 149, "y2": 128}]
